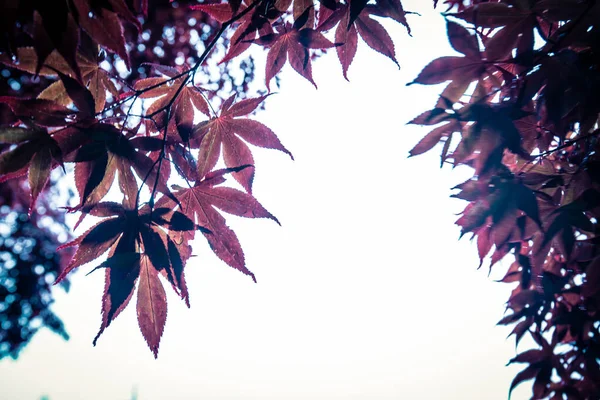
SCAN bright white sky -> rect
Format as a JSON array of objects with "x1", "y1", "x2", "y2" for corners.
[{"x1": 2, "y1": 2, "x2": 535, "y2": 400}]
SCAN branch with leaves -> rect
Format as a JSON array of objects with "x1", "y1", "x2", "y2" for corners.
[
  {"x1": 0, "y1": 0, "x2": 411, "y2": 359},
  {"x1": 1, "y1": 0, "x2": 599, "y2": 398},
  {"x1": 408, "y1": 1, "x2": 600, "y2": 398}
]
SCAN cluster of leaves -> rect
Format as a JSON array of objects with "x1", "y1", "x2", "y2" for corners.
[
  {"x1": 0, "y1": 0, "x2": 412, "y2": 358},
  {"x1": 0, "y1": 178, "x2": 72, "y2": 359},
  {"x1": 409, "y1": 0, "x2": 600, "y2": 398},
  {"x1": 3, "y1": 0, "x2": 598, "y2": 397}
]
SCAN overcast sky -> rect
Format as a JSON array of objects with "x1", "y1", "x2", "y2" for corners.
[{"x1": 1, "y1": 2, "x2": 534, "y2": 400}]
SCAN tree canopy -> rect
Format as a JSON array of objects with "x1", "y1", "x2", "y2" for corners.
[{"x1": 0, "y1": 0, "x2": 599, "y2": 398}]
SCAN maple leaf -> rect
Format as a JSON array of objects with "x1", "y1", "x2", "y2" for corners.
[
  {"x1": 409, "y1": 19, "x2": 490, "y2": 105},
  {"x1": 56, "y1": 202, "x2": 196, "y2": 356},
  {"x1": 0, "y1": 126, "x2": 64, "y2": 211},
  {"x1": 192, "y1": 95, "x2": 293, "y2": 192},
  {"x1": 254, "y1": 14, "x2": 335, "y2": 89},
  {"x1": 156, "y1": 166, "x2": 280, "y2": 283},
  {"x1": 320, "y1": 3, "x2": 403, "y2": 79}
]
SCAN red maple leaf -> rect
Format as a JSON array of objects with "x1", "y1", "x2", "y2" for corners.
[
  {"x1": 254, "y1": 13, "x2": 335, "y2": 89},
  {"x1": 56, "y1": 202, "x2": 197, "y2": 357},
  {"x1": 409, "y1": 19, "x2": 490, "y2": 106},
  {"x1": 192, "y1": 95, "x2": 293, "y2": 192},
  {"x1": 317, "y1": 0, "x2": 407, "y2": 79},
  {"x1": 156, "y1": 166, "x2": 280, "y2": 283}
]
